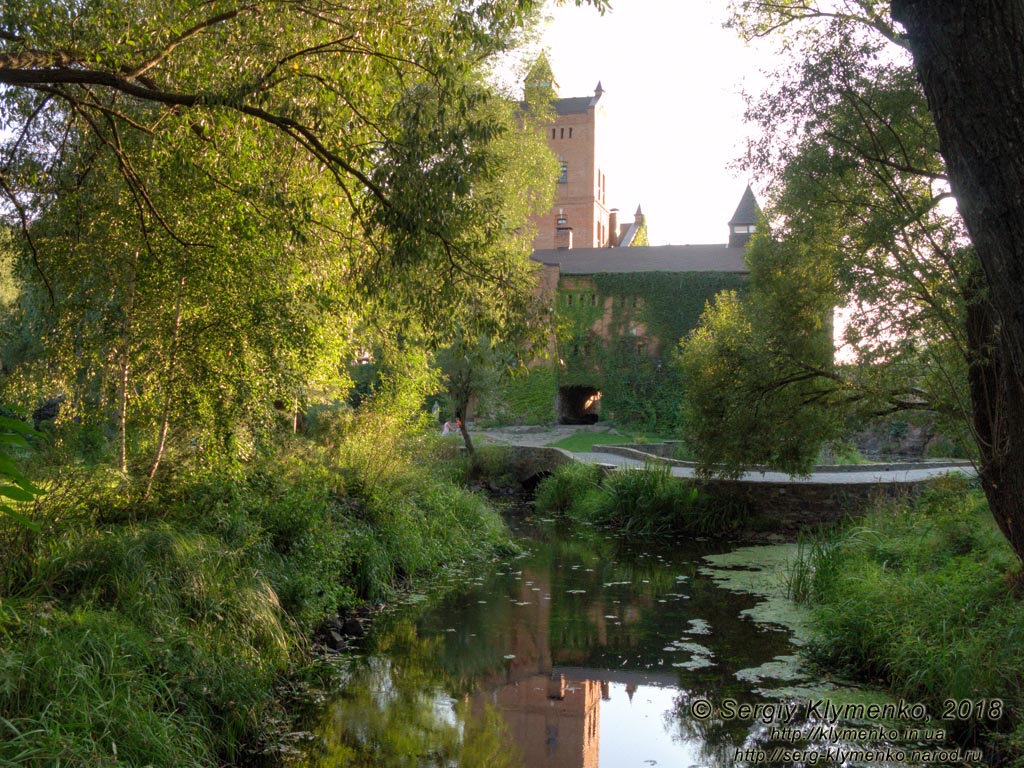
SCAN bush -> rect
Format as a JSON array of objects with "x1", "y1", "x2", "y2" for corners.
[
  {"x1": 533, "y1": 461, "x2": 603, "y2": 515},
  {"x1": 588, "y1": 463, "x2": 698, "y2": 534},
  {"x1": 534, "y1": 461, "x2": 742, "y2": 535},
  {"x1": 798, "y1": 477, "x2": 1024, "y2": 761}
]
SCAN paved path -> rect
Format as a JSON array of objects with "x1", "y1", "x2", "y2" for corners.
[
  {"x1": 573, "y1": 450, "x2": 976, "y2": 485},
  {"x1": 475, "y1": 426, "x2": 975, "y2": 486}
]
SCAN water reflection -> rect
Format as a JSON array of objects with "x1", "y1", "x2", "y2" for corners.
[{"x1": 297, "y1": 517, "x2": 943, "y2": 767}]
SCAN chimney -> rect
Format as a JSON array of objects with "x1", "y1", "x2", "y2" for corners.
[
  {"x1": 555, "y1": 209, "x2": 573, "y2": 250},
  {"x1": 608, "y1": 209, "x2": 619, "y2": 247}
]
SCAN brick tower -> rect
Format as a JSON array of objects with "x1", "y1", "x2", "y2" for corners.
[{"x1": 526, "y1": 57, "x2": 612, "y2": 251}]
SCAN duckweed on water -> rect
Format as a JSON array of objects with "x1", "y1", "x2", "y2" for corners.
[{"x1": 700, "y1": 543, "x2": 817, "y2": 644}]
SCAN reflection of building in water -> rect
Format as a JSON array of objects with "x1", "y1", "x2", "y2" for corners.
[
  {"x1": 467, "y1": 567, "x2": 600, "y2": 768},
  {"x1": 472, "y1": 676, "x2": 600, "y2": 768}
]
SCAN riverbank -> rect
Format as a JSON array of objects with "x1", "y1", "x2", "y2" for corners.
[
  {"x1": 792, "y1": 475, "x2": 1024, "y2": 766},
  {"x1": 0, "y1": 427, "x2": 512, "y2": 767}
]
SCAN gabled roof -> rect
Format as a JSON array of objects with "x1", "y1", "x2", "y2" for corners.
[
  {"x1": 728, "y1": 184, "x2": 760, "y2": 226},
  {"x1": 531, "y1": 245, "x2": 749, "y2": 274},
  {"x1": 553, "y1": 96, "x2": 594, "y2": 115}
]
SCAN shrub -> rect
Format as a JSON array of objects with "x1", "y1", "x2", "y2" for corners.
[
  {"x1": 798, "y1": 477, "x2": 1024, "y2": 760},
  {"x1": 533, "y1": 461, "x2": 603, "y2": 515},
  {"x1": 534, "y1": 461, "x2": 741, "y2": 536}
]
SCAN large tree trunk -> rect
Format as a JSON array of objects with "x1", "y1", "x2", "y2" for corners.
[
  {"x1": 965, "y1": 285, "x2": 1024, "y2": 560},
  {"x1": 893, "y1": 1, "x2": 1024, "y2": 561}
]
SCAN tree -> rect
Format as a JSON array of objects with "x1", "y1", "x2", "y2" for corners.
[
  {"x1": 889, "y1": 0, "x2": 1024, "y2": 568},
  {"x1": 683, "y1": 16, "x2": 971, "y2": 472},
  {"x1": 0, "y1": 0, "x2": 605, "y2": 490},
  {"x1": 702, "y1": 0, "x2": 1024, "y2": 561}
]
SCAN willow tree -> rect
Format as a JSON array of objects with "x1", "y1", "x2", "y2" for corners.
[
  {"x1": 0, "y1": 0, "x2": 605, "y2": 490},
  {"x1": 691, "y1": 0, "x2": 1024, "y2": 561}
]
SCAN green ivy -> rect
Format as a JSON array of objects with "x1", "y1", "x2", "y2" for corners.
[
  {"x1": 553, "y1": 272, "x2": 748, "y2": 432},
  {"x1": 478, "y1": 364, "x2": 557, "y2": 425}
]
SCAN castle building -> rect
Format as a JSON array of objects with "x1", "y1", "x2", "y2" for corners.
[
  {"x1": 524, "y1": 55, "x2": 644, "y2": 252},
  {"x1": 503, "y1": 60, "x2": 762, "y2": 427}
]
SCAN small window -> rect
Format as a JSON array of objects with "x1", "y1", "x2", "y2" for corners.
[
  {"x1": 569, "y1": 127, "x2": 573, "y2": 138},
  {"x1": 551, "y1": 128, "x2": 556, "y2": 139},
  {"x1": 590, "y1": 294, "x2": 597, "y2": 306},
  {"x1": 566, "y1": 294, "x2": 573, "y2": 306},
  {"x1": 560, "y1": 127, "x2": 565, "y2": 139},
  {"x1": 558, "y1": 163, "x2": 567, "y2": 184}
]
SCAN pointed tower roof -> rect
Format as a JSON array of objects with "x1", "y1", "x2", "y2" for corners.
[
  {"x1": 728, "y1": 185, "x2": 761, "y2": 248},
  {"x1": 590, "y1": 81, "x2": 605, "y2": 107},
  {"x1": 728, "y1": 184, "x2": 760, "y2": 226},
  {"x1": 524, "y1": 52, "x2": 559, "y2": 104}
]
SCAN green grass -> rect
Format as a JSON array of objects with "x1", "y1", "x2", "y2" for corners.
[
  {"x1": 795, "y1": 476, "x2": 1024, "y2": 764},
  {"x1": 0, "y1": 408, "x2": 513, "y2": 767},
  {"x1": 545, "y1": 430, "x2": 668, "y2": 453},
  {"x1": 533, "y1": 461, "x2": 746, "y2": 536}
]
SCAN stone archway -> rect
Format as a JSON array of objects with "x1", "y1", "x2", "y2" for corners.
[{"x1": 557, "y1": 385, "x2": 602, "y2": 424}]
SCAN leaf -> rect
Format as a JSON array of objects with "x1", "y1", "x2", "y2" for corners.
[
  {"x1": 0, "y1": 485, "x2": 36, "y2": 503},
  {"x1": 0, "y1": 504, "x2": 41, "y2": 533}
]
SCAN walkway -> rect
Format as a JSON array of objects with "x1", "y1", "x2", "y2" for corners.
[
  {"x1": 476, "y1": 425, "x2": 975, "y2": 486},
  {"x1": 572, "y1": 450, "x2": 975, "y2": 485}
]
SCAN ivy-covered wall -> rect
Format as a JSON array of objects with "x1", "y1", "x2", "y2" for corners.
[
  {"x1": 479, "y1": 270, "x2": 747, "y2": 431},
  {"x1": 554, "y1": 271, "x2": 748, "y2": 433}
]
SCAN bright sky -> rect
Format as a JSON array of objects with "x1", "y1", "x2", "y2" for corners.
[{"x1": 532, "y1": 0, "x2": 774, "y2": 245}]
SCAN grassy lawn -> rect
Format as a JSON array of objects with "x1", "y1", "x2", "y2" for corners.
[{"x1": 547, "y1": 430, "x2": 668, "y2": 453}]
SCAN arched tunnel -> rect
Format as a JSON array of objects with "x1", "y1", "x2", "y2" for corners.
[{"x1": 557, "y1": 385, "x2": 601, "y2": 425}]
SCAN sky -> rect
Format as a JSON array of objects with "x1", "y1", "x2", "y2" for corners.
[{"x1": 529, "y1": 0, "x2": 774, "y2": 246}]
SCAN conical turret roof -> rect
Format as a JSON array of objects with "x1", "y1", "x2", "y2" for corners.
[{"x1": 728, "y1": 184, "x2": 760, "y2": 226}]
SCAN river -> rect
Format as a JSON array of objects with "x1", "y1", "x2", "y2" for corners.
[{"x1": 292, "y1": 507, "x2": 968, "y2": 767}]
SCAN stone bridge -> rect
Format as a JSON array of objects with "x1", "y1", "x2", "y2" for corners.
[{"x1": 494, "y1": 440, "x2": 975, "y2": 532}]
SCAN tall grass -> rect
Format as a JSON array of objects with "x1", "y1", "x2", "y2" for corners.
[
  {"x1": 0, "y1": 392, "x2": 513, "y2": 766},
  {"x1": 794, "y1": 476, "x2": 1024, "y2": 763},
  {"x1": 533, "y1": 461, "x2": 745, "y2": 535}
]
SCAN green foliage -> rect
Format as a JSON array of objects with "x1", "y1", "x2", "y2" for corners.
[
  {"x1": 479, "y1": 363, "x2": 557, "y2": 425},
  {"x1": 797, "y1": 477, "x2": 1024, "y2": 754},
  {"x1": 0, "y1": 390, "x2": 513, "y2": 764},
  {"x1": 533, "y1": 460, "x2": 603, "y2": 514},
  {"x1": 587, "y1": 464, "x2": 701, "y2": 535},
  {"x1": 687, "y1": 4, "x2": 975, "y2": 476},
  {"x1": 554, "y1": 272, "x2": 747, "y2": 433},
  {"x1": 0, "y1": 412, "x2": 43, "y2": 531},
  {"x1": 679, "y1": 280, "x2": 843, "y2": 477},
  {"x1": 0, "y1": 0, "x2": 573, "y2": 491},
  {"x1": 534, "y1": 462, "x2": 743, "y2": 536},
  {"x1": 0, "y1": 605, "x2": 213, "y2": 767}
]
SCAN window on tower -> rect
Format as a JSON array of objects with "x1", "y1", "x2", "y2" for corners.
[{"x1": 559, "y1": 162, "x2": 568, "y2": 184}]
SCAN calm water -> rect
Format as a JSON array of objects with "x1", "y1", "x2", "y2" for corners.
[{"x1": 295, "y1": 512, "x2": 964, "y2": 768}]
